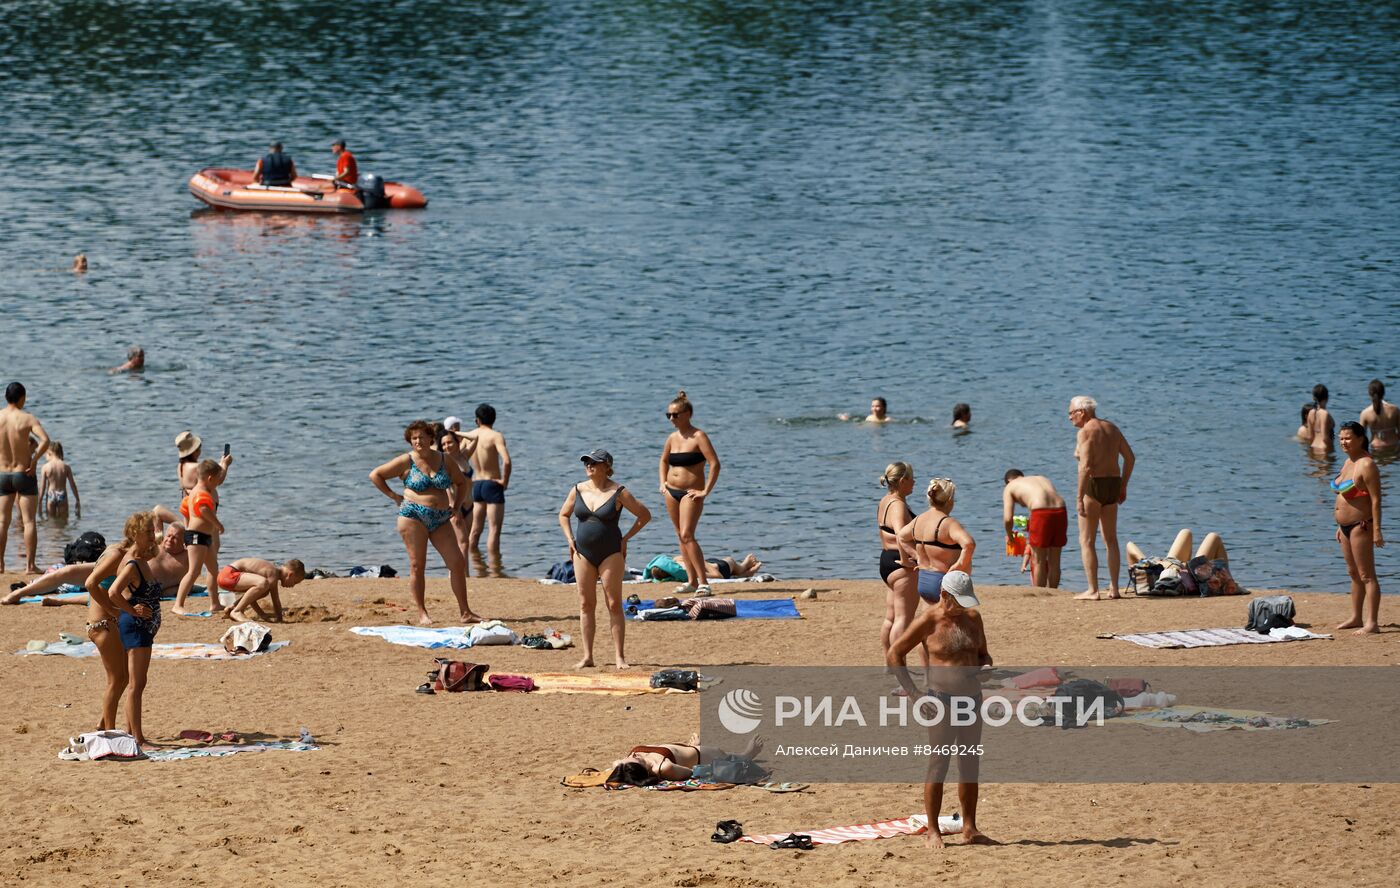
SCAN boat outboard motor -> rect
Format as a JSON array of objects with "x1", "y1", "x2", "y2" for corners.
[{"x1": 357, "y1": 172, "x2": 389, "y2": 209}]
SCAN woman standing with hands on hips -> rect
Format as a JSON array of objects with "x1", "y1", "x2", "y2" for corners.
[
  {"x1": 1333, "y1": 421, "x2": 1384, "y2": 634},
  {"x1": 659, "y1": 391, "x2": 721, "y2": 597},
  {"x1": 559, "y1": 449, "x2": 651, "y2": 669},
  {"x1": 370, "y1": 420, "x2": 479, "y2": 625}
]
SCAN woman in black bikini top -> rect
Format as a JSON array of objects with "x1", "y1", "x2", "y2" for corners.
[
  {"x1": 876, "y1": 462, "x2": 921, "y2": 674},
  {"x1": 560, "y1": 449, "x2": 651, "y2": 670},
  {"x1": 659, "y1": 391, "x2": 721, "y2": 595}
]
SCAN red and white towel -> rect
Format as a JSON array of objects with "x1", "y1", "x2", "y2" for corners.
[{"x1": 738, "y1": 813, "x2": 961, "y2": 847}]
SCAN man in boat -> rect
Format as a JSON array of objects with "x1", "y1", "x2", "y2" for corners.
[
  {"x1": 252, "y1": 141, "x2": 298, "y2": 187},
  {"x1": 331, "y1": 140, "x2": 358, "y2": 188}
]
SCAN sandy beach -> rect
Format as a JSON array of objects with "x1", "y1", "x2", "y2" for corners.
[{"x1": 1, "y1": 573, "x2": 1396, "y2": 887}]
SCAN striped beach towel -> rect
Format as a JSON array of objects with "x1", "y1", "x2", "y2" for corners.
[
  {"x1": 1110, "y1": 627, "x2": 1329, "y2": 649},
  {"x1": 738, "y1": 813, "x2": 961, "y2": 847}
]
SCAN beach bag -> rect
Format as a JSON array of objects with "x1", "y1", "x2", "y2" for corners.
[
  {"x1": 1246, "y1": 595, "x2": 1295, "y2": 633},
  {"x1": 637, "y1": 607, "x2": 689, "y2": 621},
  {"x1": 692, "y1": 755, "x2": 769, "y2": 785},
  {"x1": 1053, "y1": 679, "x2": 1125, "y2": 723},
  {"x1": 686, "y1": 597, "x2": 737, "y2": 620},
  {"x1": 547, "y1": 561, "x2": 576, "y2": 583},
  {"x1": 64, "y1": 531, "x2": 106, "y2": 565},
  {"x1": 488, "y1": 674, "x2": 536, "y2": 692},
  {"x1": 431, "y1": 659, "x2": 488, "y2": 692},
  {"x1": 1189, "y1": 557, "x2": 1243, "y2": 596},
  {"x1": 650, "y1": 669, "x2": 700, "y2": 691},
  {"x1": 220, "y1": 622, "x2": 272, "y2": 654}
]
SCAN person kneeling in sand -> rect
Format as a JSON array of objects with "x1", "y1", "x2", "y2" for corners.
[
  {"x1": 1002, "y1": 470, "x2": 1067, "y2": 588},
  {"x1": 608, "y1": 735, "x2": 766, "y2": 785},
  {"x1": 218, "y1": 557, "x2": 306, "y2": 622},
  {"x1": 888, "y1": 571, "x2": 995, "y2": 849}
]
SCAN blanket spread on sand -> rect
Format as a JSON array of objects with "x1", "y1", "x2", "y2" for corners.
[
  {"x1": 1115, "y1": 706, "x2": 1335, "y2": 733},
  {"x1": 19, "y1": 641, "x2": 290, "y2": 660},
  {"x1": 16, "y1": 586, "x2": 208, "y2": 605},
  {"x1": 626, "y1": 599, "x2": 801, "y2": 620},
  {"x1": 349, "y1": 624, "x2": 521, "y2": 649},
  {"x1": 529, "y1": 672, "x2": 713, "y2": 695},
  {"x1": 738, "y1": 814, "x2": 963, "y2": 846},
  {"x1": 146, "y1": 741, "x2": 318, "y2": 761},
  {"x1": 1108, "y1": 627, "x2": 1330, "y2": 649}
]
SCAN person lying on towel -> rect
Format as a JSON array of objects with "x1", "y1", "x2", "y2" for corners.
[{"x1": 608, "y1": 735, "x2": 765, "y2": 785}]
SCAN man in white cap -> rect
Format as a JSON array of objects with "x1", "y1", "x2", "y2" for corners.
[{"x1": 888, "y1": 570, "x2": 994, "y2": 849}]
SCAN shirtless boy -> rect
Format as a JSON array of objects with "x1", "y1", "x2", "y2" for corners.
[
  {"x1": 1068, "y1": 396, "x2": 1134, "y2": 600},
  {"x1": 1, "y1": 382, "x2": 51, "y2": 574},
  {"x1": 218, "y1": 557, "x2": 306, "y2": 622},
  {"x1": 466, "y1": 404, "x2": 512, "y2": 554},
  {"x1": 1002, "y1": 470, "x2": 1067, "y2": 588},
  {"x1": 889, "y1": 571, "x2": 994, "y2": 849}
]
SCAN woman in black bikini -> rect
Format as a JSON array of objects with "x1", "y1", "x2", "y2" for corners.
[
  {"x1": 659, "y1": 391, "x2": 721, "y2": 596},
  {"x1": 1333, "y1": 422, "x2": 1384, "y2": 634},
  {"x1": 559, "y1": 449, "x2": 651, "y2": 669},
  {"x1": 898, "y1": 478, "x2": 975, "y2": 603},
  {"x1": 877, "y1": 463, "x2": 920, "y2": 667}
]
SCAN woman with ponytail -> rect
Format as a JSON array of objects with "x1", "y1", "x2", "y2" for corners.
[{"x1": 1360, "y1": 379, "x2": 1399, "y2": 452}]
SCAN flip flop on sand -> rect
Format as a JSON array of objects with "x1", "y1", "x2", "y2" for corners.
[
  {"x1": 768, "y1": 833, "x2": 814, "y2": 850},
  {"x1": 712, "y1": 820, "x2": 743, "y2": 843},
  {"x1": 178, "y1": 730, "x2": 214, "y2": 743},
  {"x1": 755, "y1": 782, "x2": 809, "y2": 793}
]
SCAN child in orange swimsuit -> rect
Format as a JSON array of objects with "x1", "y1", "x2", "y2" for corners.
[{"x1": 173, "y1": 459, "x2": 225, "y2": 614}]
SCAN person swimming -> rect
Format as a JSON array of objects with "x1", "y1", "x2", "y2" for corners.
[{"x1": 1360, "y1": 379, "x2": 1400, "y2": 452}]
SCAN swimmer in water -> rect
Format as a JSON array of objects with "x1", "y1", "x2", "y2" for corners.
[
  {"x1": 951, "y1": 403, "x2": 971, "y2": 429},
  {"x1": 1359, "y1": 379, "x2": 1400, "y2": 453},
  {"x1": 110, "y1": 346, "x2": 145, "y2": 374},
  {"x1": 1297, "y1": 384, "x2": 1334, "y2": 451},
  {"x1": 71, "y1": 254, "x2": 87, "y2": 273},
  {"x1": 839, "y1": 397, "x2": 890, "y2": 423}
]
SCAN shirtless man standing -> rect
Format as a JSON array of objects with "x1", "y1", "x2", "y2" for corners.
[
  {"x1": 1002, "y1": 470, "x2": 1067, "y2": 588},
  {"x1": 466, "y1": 404, "x2": 512, "y2": 557},
  {"x1": 1, "y1": 383, "x2": 51, "y2": 574},
  {"x1": 888, "y1": 571, "x2": 994, "y2": 849},
  {"x1": 218, "y1": 557, "x2": 306, "y2": 623},
  {"x1": 1068, "y1": 396, "x2": 1135, "y2": 600}
]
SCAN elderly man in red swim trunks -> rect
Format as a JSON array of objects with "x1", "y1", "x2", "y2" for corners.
[
  {"x1": 1002, "y1": 470, "x2": 1067, "y2": 588},
  {"x1": 1068, "y1": 395, "x2": 1135, "y2": 600}
]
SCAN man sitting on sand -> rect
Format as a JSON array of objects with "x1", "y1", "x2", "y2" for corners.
[
  {"x1": 218, "y1": 557, "x2": 306, "y2": 623},
  {"x1": 888, "y1": 571, "x2": 994, "y2": 849},
  {"x1": 1068, "y1": 395, "x2": 1134, "y2": 600},
  {"x1": 1002, "y1": 470, "x2": 1067, "y2": 588},
  {"x1": 3, "y1": 524, "x2": 191, "y2": 605}
]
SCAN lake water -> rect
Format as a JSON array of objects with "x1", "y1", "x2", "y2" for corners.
[{"x1": 2, "y1": 0, "x2": 1396, "y2": 591}]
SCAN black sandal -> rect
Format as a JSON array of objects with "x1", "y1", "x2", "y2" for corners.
[
  {"x1": 768, "y1": 833, "x2": 813, "y2": 850},
  {"x1": 711, "y1": 820, "x2": 743, "y2": 843},
  {"x1": 415, "y1": 682, "x2": 435, "y2": 695}
]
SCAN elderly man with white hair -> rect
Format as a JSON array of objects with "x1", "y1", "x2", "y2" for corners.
[{"x1": 1067, "y1": 395, "x2": 1134, "y2": 600}]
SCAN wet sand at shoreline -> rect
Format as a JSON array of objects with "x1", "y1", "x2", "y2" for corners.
[{"x1": 2, "y1": 574, "x2": 1397, "y2": 886}]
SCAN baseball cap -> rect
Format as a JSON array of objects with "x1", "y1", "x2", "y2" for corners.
[
  {"x1": 443, "y1": 416, "x2": 462, "y2": 430},
  {"x1": 941, "y1": 570, "x2": 979, "y2": 608},
  {"x1": 580, "y1": 448, "x2": 613, "y2": 466}
]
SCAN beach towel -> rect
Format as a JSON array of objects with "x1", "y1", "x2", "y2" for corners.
[
  {"x1": 350, "y1": 626, "x2": 475, "y2": 649},
  {"x1": 145, "y1": 741, "x2": 318, "y2": 761},
  {"x1": 16, "y1": 585, "x2": 208, "y2": 606},
  {"x1": 738, "y1": 813, "x2": 963, "y2": 847},
  {"x1": 528, "y1": 672, "x2": 715, "y2": 695},
  {"x1": 626, "y1": 599, "x2": 800, "y2": 621},
  {"x1": 609, "y1": 779, "x2": 736, "y2": 792},
  {"x1": 19, "y1": 641, "x2": 290, "y2": 660},
  {"x1": 1115, "y1": 706, "x2": 1335, "y2": 733},
  {"x1": 1106, "y1": 627, "x2": 1330, "y2": 649}
]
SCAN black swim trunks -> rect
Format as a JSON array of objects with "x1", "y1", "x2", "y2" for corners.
[{"x1": 0, "y1": 472, "x2": 38, "y2": 496}]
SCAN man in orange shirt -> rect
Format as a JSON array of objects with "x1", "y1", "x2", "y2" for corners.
[{"x1": 332, "y1": 140, "x2": 358, "y2": 188}]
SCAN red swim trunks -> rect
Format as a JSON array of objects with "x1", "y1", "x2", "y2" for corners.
[
  {"x1": 216, "y1": 565, "x2": 243, "y2": 591},
  {"x1": 1028, "y1": 507, "x2": 1068, "y2": 549}
]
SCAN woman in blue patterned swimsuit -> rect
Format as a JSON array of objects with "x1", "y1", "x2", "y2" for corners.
[
  {"x1": 371, "y1": 421, "x2": 480, "y2": 625},
  {"x1": 104, "y1": 511, "x2": 164, "y2": 747}
]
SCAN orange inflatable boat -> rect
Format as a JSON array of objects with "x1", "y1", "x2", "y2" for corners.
[{"x1": 188, "y1": 168, "x2": 427, "y2": 213}]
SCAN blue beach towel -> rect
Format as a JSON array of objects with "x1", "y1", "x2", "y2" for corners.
[
  {"x1": 17, "y1": 585, "x2": 208, "y2": 606},
  {"x1": 350, "y1": 625, "x2": 474, "y2": 649},
  {"x1": 627, "y1": 599, "x2": 800, "y2": 620}
]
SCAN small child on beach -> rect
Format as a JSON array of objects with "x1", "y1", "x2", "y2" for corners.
[
  {"x1": 218, "y1": 557, "x2": 307, "y2": 623},
  {"x1": 38, "y1": 441, "x2": 80, "y2": 522},
  {"x1": 172, "y1": 459, "x2": 224, "y2": 615}
]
